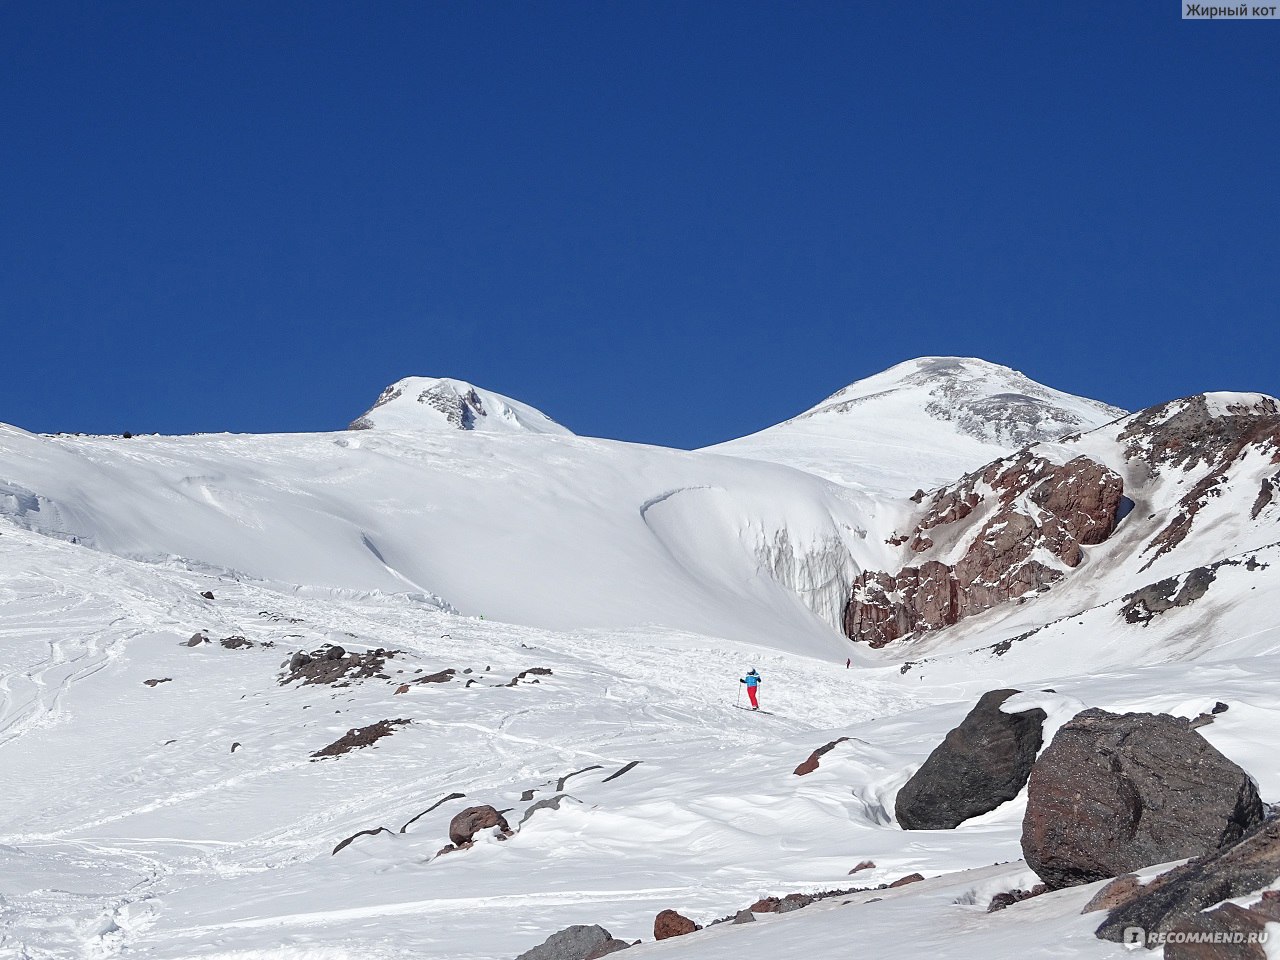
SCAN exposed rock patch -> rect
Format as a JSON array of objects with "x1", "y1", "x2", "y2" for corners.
[
  {"x1": 400, "y1": 792, "x2": 466, "y2": 833},
  {"x1": 1118, "y1": 395, "x2": 1280, "y2": 568},
  {"x1": 219, "y1": 635, "x2": 254, "y2": 649},
  {"x1": 143, "y1": 678, "x2": 171, "y2": 687},
  {"x1": 793, "y1": 737, "x2": 849, "y2": 776},
  {"x1": 311, "y1": 719, "x2": 410, "y2": 759},
  {"x1": 1096, "y1": 817, "x2": 1280, "y2": 945},
  {"x1": 987, "y1": 884, "x2": 1047, "y2": 912},
  {"x1": 896, "y1": 689, "x2": 1046, "y2": 830},
  {"x1": 1023, "y1": 709, "x2": 1264, "y2": 889},
  {"x1": 845, "y1": 452, "x2": 1123, "y2": 646},
  {"x1": 332, "y1": 826, "x2": 395, "y2": 855},
  {"x1": 282, "y1": 645, "x2": 400, "y2": 686}
]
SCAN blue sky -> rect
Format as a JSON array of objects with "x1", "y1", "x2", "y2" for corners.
[{"x1": 2, "y1": 2, "x2": 1276, "y2": 446}]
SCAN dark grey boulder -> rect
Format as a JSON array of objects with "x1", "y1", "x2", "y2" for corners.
[
  {"x1": 895, "y1": 689, "x2": 1046, "y2": 830},
  {"x1": 1024, "y1": 708, "x2": 1264, "y2": 889},
  {"x1": 515, "y1": 924, "x2": 629, "y2": 960}
]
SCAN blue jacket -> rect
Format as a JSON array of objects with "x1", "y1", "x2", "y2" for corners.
[{"x1": 741, "y1": 673, "x2": 761, "y2": 688}]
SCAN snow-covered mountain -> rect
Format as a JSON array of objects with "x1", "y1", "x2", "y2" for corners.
[
  {"x1": 3, "y1": 360, "x2": 1279, "y2": 960},
  {"x1": 348, "y1": 376, "x2": 573, "y2": 435},
  {"x1": 706, "y1": 357, "x2": 1126, "y2": 495}
]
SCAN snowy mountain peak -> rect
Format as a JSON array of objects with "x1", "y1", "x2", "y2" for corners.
[
  {"x1": 796, "y1": 356, "x2": 1126, "y2": 448},
  {"x1": 706, "y1": 357, "x2": 1126, "y2": 495},
  {"x1": 348, "y1": 377, "x2": 573, "y2": 435}
]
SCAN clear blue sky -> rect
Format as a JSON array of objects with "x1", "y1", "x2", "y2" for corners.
[{"x1": 2, "y1": 2, "x2": 1276, "y2": 446}]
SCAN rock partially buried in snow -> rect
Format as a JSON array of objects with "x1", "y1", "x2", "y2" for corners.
[
  {"x1": 895, "y1": 689, "x2": 1046, "y2": 830},
  {"x1": 1023, "y1": 709, "x2": 1265, "y2": 889},
  {"x1": 448, "y1": 805, "x2": 513, "y2": 846},
  {"x1": 653, "y1": 909, "x2": 699, "y2": 940},
  {"x1": 514, "y1": 923, "x2": 629, "y2": 960}
]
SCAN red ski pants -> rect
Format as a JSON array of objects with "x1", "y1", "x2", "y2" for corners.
[{"x1": 746, "y1": 685, "x2": 758, "y2": 708}]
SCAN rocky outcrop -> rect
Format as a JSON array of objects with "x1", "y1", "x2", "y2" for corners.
[
  {"x1": 515, "y1": 924, "x2": 630, "y2": 960},
  {"x1": 1023, "y1": 709, "x2": 1264, "y2": 889},
  {"x1": 1117, "y1": 395, "x2": 1280, "y2": 569},
  {"x1": 895, "y1": 689, "x2": 1046, "y2": 830},
  {"x1": 311, "y1": 719, "x2": 410, "y2": 759},
  {"x1": 281, "y1": 645, "x2": 400, "y2": 686},
  {"x1": 1095, "y1": 818, "x2": 1280, "y2": 946},
  {"x1": 653, "y1": 909, "x2": 699, "y2": 940},
  {"x1": 845, "y1": 452, "x2": 1123, "y2": 646},
  {"x1": 448, "y1": 805, "x2": 513, "y2": 846}
]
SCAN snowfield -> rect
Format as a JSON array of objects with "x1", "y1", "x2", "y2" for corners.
[{"x1": 1, "y1": 359, "x2": 1277, "y2": 960}]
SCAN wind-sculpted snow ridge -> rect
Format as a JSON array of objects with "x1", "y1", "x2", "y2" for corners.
[
  {"x1": 704, "y1": 357, "x2": 1126, "y2": 495},
  {"x1": 844, "y1": 391, "x2": 1280, "y2": 655},
  {"x1": 348, "y1": 375, "x2": 574, "y2": 435}
]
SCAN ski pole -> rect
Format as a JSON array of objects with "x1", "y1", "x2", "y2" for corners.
[{"x1": 736, "y1": 683, "x2": 741, "y2": 707}]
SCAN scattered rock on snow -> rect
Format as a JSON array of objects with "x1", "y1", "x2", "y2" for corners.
[
  {"x1": 888, "y1": 873, "x2": 925, "y2": 888},
  {"x1": 848, "y1": 860, "x2": 876, "y2": 875},
  {"x1": 653, "y1": 909, "x2": 699, "y2": 940},
  {"x1": 895, "y1": 689, "x2": 1046, "y2": 830},
  {"x1": 282, "y1": 646, "x2": 401, "y2": 686},
  {"x1": 182, "y1": 633, "x2": 208, "y2": 647},
  {"x1": 448, "y1": 805, "x2": 513, "y2": 846},
  {"x1": 793, "y1": 737, "x2": 850, "y2": 776},
  {"x1": 332, "y1": 826, "x2": 395, "y2": 855},
  {"x1": 514, "y1": 923, "x2": 630, "y2": 960},
  {"x1": 219, "y1": 635, "x2": 253, "y2": 649},
  {"x1": 310, "y1": 719, "x2": 410, "y2": 759},
  {"x1": 400, "y1": 792, "x2": 466, "y2": 833},
  {"x1": 142, "y1": 678, "x2": 171, "y2": 687},
  {"x1": 1023, "y1": 709, "x2": 1265, "y2": 889},
  {"x1": 987, "y1": 884, "x2": 1047, "y2": 912}
]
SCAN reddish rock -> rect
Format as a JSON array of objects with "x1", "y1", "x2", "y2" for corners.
[
  {"x1": 848, "y1": 859, "x2": 876, "y2": 875},
  {"x1": 1080, "y1": 874, "x2": 1143, "y2": 914},
  {"x1": 1026, "y1": 709, "x2": 1264, "y2": 890},
  {"x1": 653, "y1": 909, "x2": 699, "y2": 940},
  {"x1": 793, "y1": 737, "x2": 849, "y2": 776},
  {"x1": 888, "y1": 873, "x2": 924, "y2": 888},
  {"x1": 448, "y1": 805, "x2": 512, "y2": 846},
  {"x1": 844, "y1": 452, "x2": 1123, "y2": 646},
  {"x1": 394, "y1": 684, "x2": 410, "y2": 694},
  {"x1": 748, "y1": 897, "x2": 779, "y2": 913}
]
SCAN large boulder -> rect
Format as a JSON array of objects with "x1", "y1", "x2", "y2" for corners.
[
  {"x1": 1023, "y1": 709, "x2": 1264, "y2": 889},
  {"x1": 515, "y1": 924, "x2": 630, "y2": 960},
  {"x1": 653, "y1": 909, "x2": 699, "y2": 940},
  {"x1": 448, "y1": 805, "x2": 513, "y2": 846},
  {"x1": 895, "y1": 689, "x2": 1047, "y2": 830},
  {"x1": 1095, "y1": 818, "x2": 1280, "y2": 946}
]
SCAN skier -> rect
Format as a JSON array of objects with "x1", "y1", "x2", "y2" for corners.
[{"x1": 740, "y1": 668, "x2": 762, "y2": 710}]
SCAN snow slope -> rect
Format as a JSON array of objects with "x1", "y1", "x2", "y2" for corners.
[
  {"x1": 0, "y1": 418, "x2": 899, "y2": 658},
  {"x1": 706, "y1": 357, "x2": 1126, "y2": 495},
  {"x1": 2, "y1": 363, "x2": 1278, "y2": 960}
]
